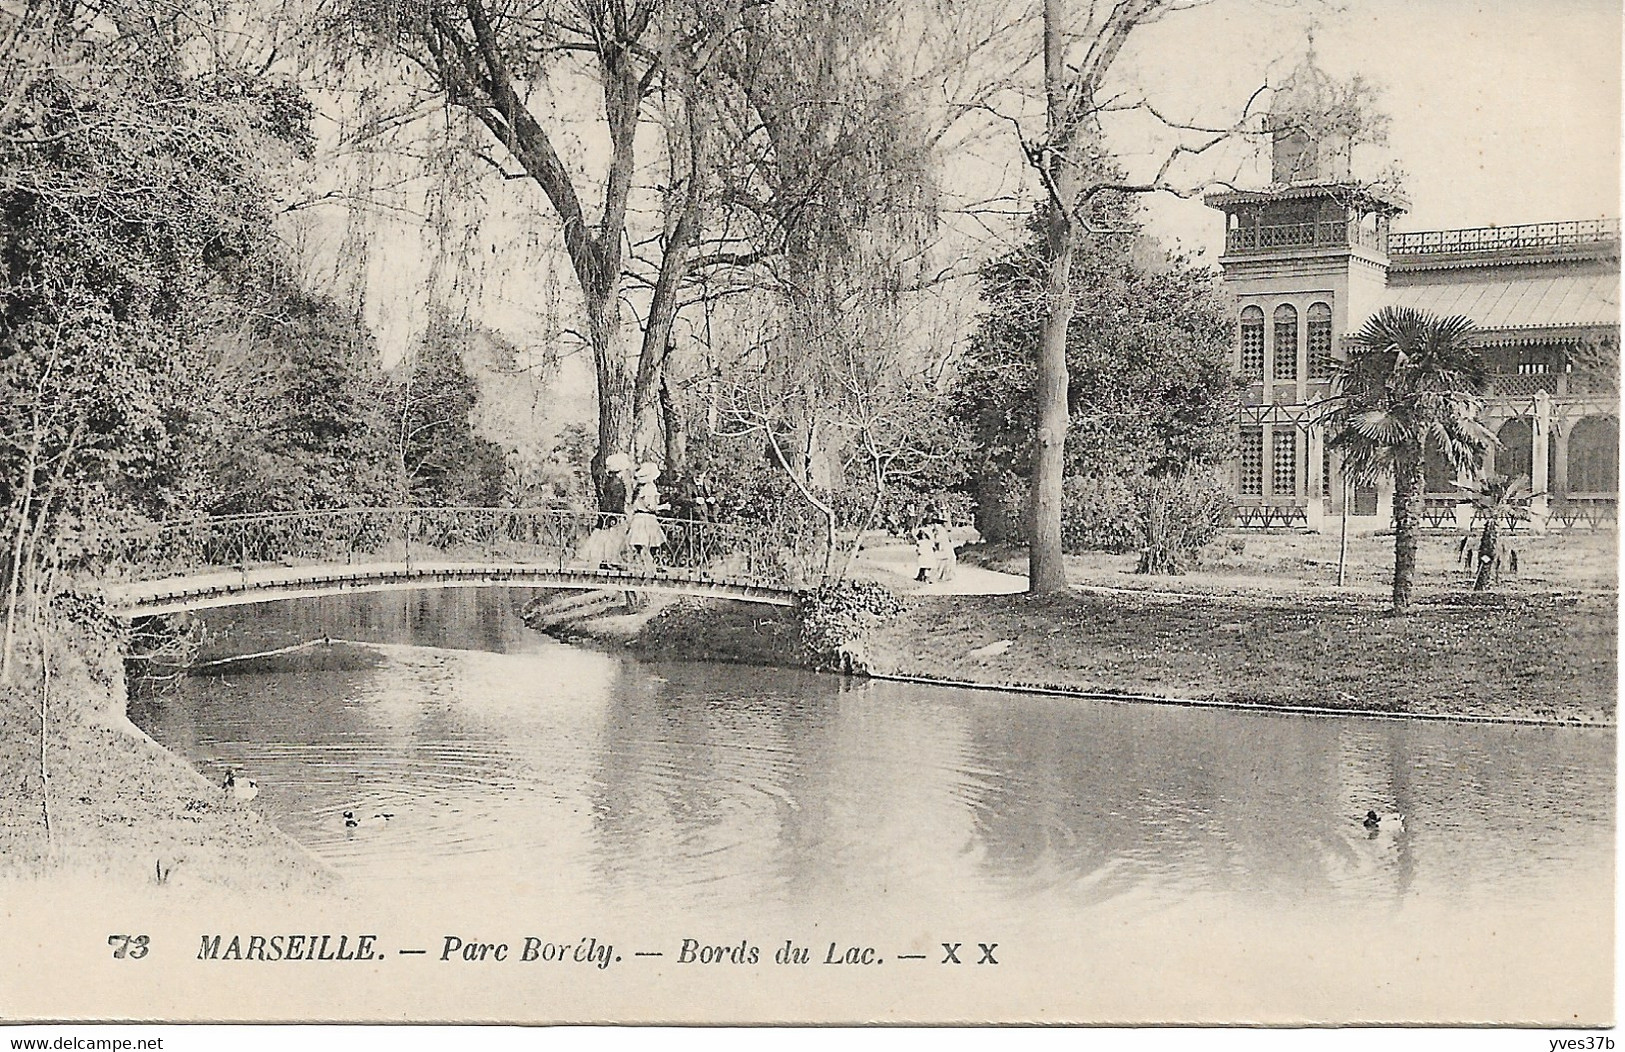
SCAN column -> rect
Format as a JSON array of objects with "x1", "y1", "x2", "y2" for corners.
[
  {"x1": 1297, "y1": 298, "x2": 1308, "y2": 406},
  {"x1": 1305, "y1": 425, "x2": 1327, "y2": 532},
  {"x1": 1264, "y1": 424, "x2": 1277, "y2": 502},
  {"x1": 1453, "y1": 461, "x2": 1475, "y2": 534},
  {"x1": 1530, "y1": 391, "x2": 1551, "y2": 532},
  {"x1": 1372, "y1": 485, "x2": 1394, "y2": 536},
  {"x1": 1553, "y1": 425, "x2": 1570, "y2": 499}
]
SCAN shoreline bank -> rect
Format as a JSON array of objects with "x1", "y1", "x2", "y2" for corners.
[
  {"x1": 0, "y1": 619, "x2": 336, "y2": 893},
  {"x1": 560, "y1": 587, "x2": 1616, "y2": 728}
]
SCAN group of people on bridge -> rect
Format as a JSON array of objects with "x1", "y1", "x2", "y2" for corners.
[{"x1": 584, "y1": 452, "x2": 719, "y2": 572}]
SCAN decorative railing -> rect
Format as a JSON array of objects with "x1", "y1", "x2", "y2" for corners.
[
  {"x1": 1419, "y1": 499, "x2": 1460, "y2": 530},
  {"x1": 1540, "y1": 497, "x2": 1618, "y2": 532},
  {"x1": 1227, "y1": 495, "x2": 1617, "y2": 532},
  {"x1": 1225, "y1": 219, "x2": 1382, "y2": 255},
  {"x1": 71, "y1": 507, "x2": 815, "y2": 595},
  {"x1": 1390, "y1": 219, "x2": 1620, "y2": 258},
  {"x1": 1416, "y1": 496, "x2": 1618, "y2": 532},
  {"x1": 1488, "y1": 373, "x2": 1564, "y2": 399},
  {"x1": 1484, "y1": 373, "x2": 1618, "y2": 400},
  {"x1": 1228, "y1": 502, "x2": 1309, "y2": 529}
]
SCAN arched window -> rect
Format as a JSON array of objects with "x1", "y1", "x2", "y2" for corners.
[
  {"x1": 1423, "y1": 441, "x2": 1456, "y2": 493},
  {"x1": 1307, "y1": 302, "x2": 1334, "y2": 379},
  {"x1": 1273, "y1": 304, "x2": 1299, "y2": 381},
  {"x1": 1239, "y1": 306, "x2": 1264, "y2": 380},
  {"x1": 1568, "y1": 416, "x2": 1619, "y2": 494},
  {"x1": 1497, "y1": 419, "x2": 1534, "y2": 481}
]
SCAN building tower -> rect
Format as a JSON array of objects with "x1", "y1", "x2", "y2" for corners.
[{"x1": 1203, "y1": 52, "x2": 1409, "y2": 531}]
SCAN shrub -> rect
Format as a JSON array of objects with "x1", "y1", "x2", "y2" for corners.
[
  {"x1": 973, "y1": 469, "x2": 1028, "y2": 544},
  {"x1": 1061, "y1": 474, "x2": 1141, "y2": 553},
  {"x1": 1135, "y1": 470, "x2": 1233, "y2": 575},
  {"x1": 795, "y1": 580, "x2": 905, "y2": 673},
  {"x1": 988, "y1": 468, "x2": 1230, "y2": 567}
]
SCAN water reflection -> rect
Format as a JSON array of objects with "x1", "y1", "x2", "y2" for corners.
[{"x1": 126, "y1": 588, "x2": 1614, "y2": 1019}]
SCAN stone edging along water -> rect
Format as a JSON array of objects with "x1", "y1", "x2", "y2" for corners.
[{"x1": 863, "y1": 670, "x2": 1614, "y2": 729}]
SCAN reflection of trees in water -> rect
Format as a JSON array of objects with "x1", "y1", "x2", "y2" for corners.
[
  {"x1": 584, "y1": 662, "x2": 842, "y2": 906},
  {"x1": 134, "y1": 588, "x2": 542, "y2": 763},
  {"x1": 1377, "y1": 722, "x2": 1614, "y2": 902},
  {"x1": 583, "y1": 669, "x2": 995, "y2": 915},
  {"x1": 956, "y1": 697, "x2": 1612, "y2": 910},
  {"x1": 184, "y1": 586, "x2": 543, "y2": 661},
  {"x1": 131, "y1": 661, "x2": 385, "y2": 799},
  {"x1": 954, "y1": 697, "x2": 1246, "y2": 906}
]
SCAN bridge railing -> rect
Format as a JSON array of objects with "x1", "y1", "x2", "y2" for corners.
[{"x1": 75, "y1": 507, "x2": 811, "y2": 593}]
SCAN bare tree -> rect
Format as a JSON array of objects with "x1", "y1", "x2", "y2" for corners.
[
  {"x1": 1008, "y1": 0, "x2": 1274, "y2": 593},
  {"x1": 716, "y1": 253, "x2": 967, "y2": 583},
  {"x1": 337, "y1": 0, "x2": 740, "y2": 505}
]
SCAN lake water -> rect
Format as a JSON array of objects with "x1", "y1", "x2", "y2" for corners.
[{"x1": 125, "y1": 588, "x2": 1615, "y2": 1024}]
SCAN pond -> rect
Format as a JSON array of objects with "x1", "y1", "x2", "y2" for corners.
[{"x1": 127, "y1": 588, "x2": 1614, "y2": 1024}]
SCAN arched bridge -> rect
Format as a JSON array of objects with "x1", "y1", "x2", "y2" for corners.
[{"x1": 82, "y1": 507, "x2": 811, "y2": 617}]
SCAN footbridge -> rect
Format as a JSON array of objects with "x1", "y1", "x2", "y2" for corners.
[{"x1": 81, "y1": 507, "x2": 810, "y2": 617}]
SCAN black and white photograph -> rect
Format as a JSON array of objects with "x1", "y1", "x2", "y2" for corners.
[{"x1": 0, "y1": 0, "x2": 1616, "y2": 1032}]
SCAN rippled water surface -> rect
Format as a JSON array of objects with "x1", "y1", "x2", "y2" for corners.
[{"x1": 127, "y1": 589, "x2": 1615, "y2": 1023}]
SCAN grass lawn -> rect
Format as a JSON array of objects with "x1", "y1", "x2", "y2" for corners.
[
  {"x1": 866, "y1": 524, "x2": 1617, "y2": 724},
  {"x1": 866, "y1": 589, "x2": 1615, "y2": 724},
  {"x1": 610, "y1": 527, "x2": 1619, "y2": 725},
  {"x1": 962, "y1": 527, "x2": 1618, "y2": 598}
]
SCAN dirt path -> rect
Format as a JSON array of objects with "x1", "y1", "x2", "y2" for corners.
[{"x1": 859, "y1": 539, "x2": 1028, "y2": 595}]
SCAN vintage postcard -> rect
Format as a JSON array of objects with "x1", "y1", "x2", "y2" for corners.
[{"x1": 0, "y1": 0, "x2": 1616, "y2": 1030}]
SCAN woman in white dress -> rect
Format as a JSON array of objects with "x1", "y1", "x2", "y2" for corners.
[
  {"x1": 625, "y1": 462, "x2": 667, "y2": 571},
  {"x1": 576, "y1": 452, "x2": 635, "y2": 567}
]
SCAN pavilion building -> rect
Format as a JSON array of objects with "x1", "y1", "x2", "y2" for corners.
[{"x1": 1203, "y1": 76, "x2": 1619, "y2": 534}]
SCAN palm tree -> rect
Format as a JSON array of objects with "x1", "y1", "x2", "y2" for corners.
[
  {"x1": 1456, "y1": 473, "x2": 1536, "y2": 591},
  {"x1": 1319, "y1": 307, "x2": 1492, "y2": 612}
]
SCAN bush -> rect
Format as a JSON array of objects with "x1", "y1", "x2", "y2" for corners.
[
  {"x1": 795, "y1": 580, "x2": 905, "y2": 673},
  {"x1": 972, "y1": 469, "x2": 1027, "y2": 544},
  {"x1": 1061, "y1": 474, "x2": 1141, "y2": 553},
  {"x1": 1135, "y1": 470, "x2": 1233, "y2": 575},
  {"x1": 984, "y1": 468, "x2": 1231, "y2": 567}
]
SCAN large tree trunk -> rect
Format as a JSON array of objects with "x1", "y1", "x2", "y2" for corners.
[
  {"x1": 1029, "y1": 198, "x2": 1076, "y2": 595},
  {"x1": 1391, "y1": 452, "x2": 1425, "y2": 611},
  {"x1": 1027, "y1": 0, "x2": 1081, "y2": 596},
  {"x1": 586, "y1": 292, "x2": 636, "y2": 512},
  {"x1": 659, "y1": 370, "x2": 687, "y2": 476}
]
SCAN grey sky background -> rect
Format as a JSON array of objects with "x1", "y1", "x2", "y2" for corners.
[
  {"x1": 1117, "y1": 0, "x2": 1622, "y2": 257},
  {"x1": 314, "y1": 0, "x2": 1622, "y2": 372}
]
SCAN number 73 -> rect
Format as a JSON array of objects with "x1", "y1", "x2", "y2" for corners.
[{"x1": 108, "y1": 934, "x2": 150, "y2": 959}]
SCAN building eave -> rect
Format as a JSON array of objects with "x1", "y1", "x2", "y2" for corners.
[{"x1": 1203, "y1": 181, "x2": 1411, "y2": 213}]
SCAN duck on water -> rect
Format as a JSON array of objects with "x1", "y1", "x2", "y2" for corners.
[
  {"x1": 222, "y1": 769, "x2": 258, "y2": 803},
  {"x1": 1363, "y1": 810, "x2": 1406, "y2": 833}
]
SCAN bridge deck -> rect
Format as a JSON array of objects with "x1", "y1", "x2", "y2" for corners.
[{"x1": 102, "y1": 560, "x2": 796, "y2": 616}]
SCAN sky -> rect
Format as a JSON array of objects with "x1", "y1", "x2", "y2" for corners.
[
  {"x1": 1123, "y1": 0, "x2": 1623, "y2": 258},
  {"x1": 304, "y1": 0, "x2": 1623, "y2": 384}
]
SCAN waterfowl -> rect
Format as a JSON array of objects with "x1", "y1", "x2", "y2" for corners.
[
  {"x1": 343, "y1": 810, "x2": 394, "y2": 829},
  {"x1": 223, "y1": 770, "x2": 259, "y2": 803}
]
